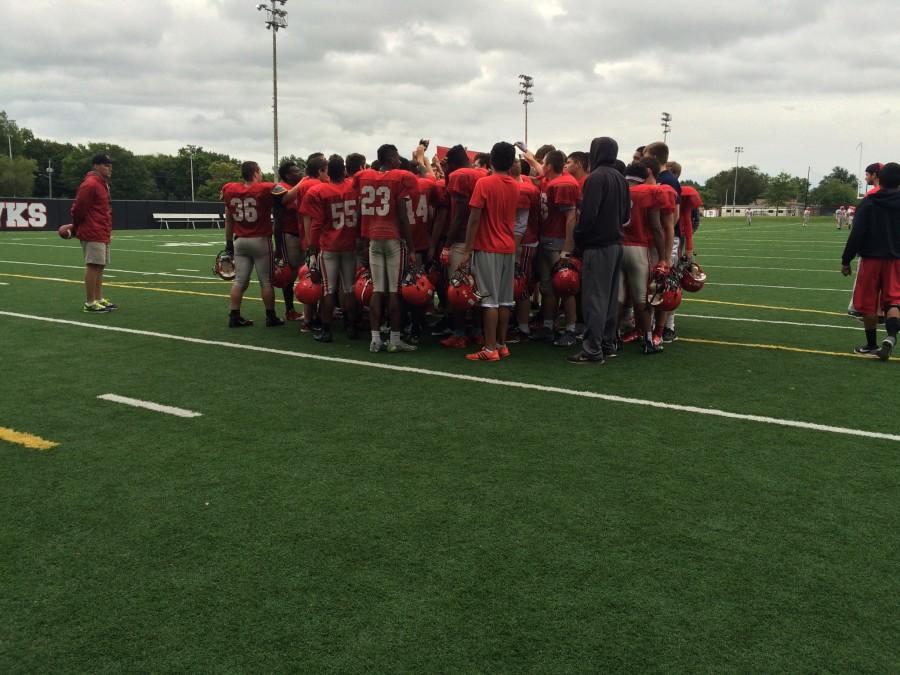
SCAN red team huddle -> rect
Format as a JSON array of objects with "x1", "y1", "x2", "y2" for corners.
[{"x1": 217, "y1": 138, "x2": 710, "y2": 362}]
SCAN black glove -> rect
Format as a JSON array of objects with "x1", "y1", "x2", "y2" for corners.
[{"x1": 225, "y1": 240, "x2": 235, "y2": 256}]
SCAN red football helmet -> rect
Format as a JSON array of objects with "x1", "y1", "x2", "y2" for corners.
[
  {"x1": 400, "y1": 266, "x2": 435, "y2": 307},
  {"x1": 647, "y1": 265, "x2": 682, "y2": 312},
  {"x1": 272, "y1": 259, "x2": 296, "y2": 288},
  {"x1": 424, "y1": 259, "x2": 441, "y2": 289},
  {"x1": 551, "y1": 257, "x2": 581, "y2": 297},
  {"x1": 678, "y1": 257, "x2": 707, "y2": 293},
  {"x1": 447, "y1": 268, "x2": 482, "y2": 311},
  {"x1": 213, "y1": 249, "x2": 236, "y2": 281},
  {"x1": 294, "y1": 268, "x2": 323, "y2": 304},
  {"x1": 354, "y1": 269, "x2": 374, "y2": 307}
]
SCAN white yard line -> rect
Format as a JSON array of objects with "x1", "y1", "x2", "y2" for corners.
[
  {"x1": 0, "y1": 260, "x2": 211, "y2": 279},
  {"x1": 0, "y1": 242, "x2": 209, "y2": 257},
  {"x1": 702, "y1": 264, "x2": 840, "y2": 273},
  {"x1": 97, "y1": 394, "x2": 202, "y2": 418},
  {"x1": 176, "y1": 269, "x2": 200, "y2": 272},
  {"x1": 2, "y1": 311, "x2": 897, "y2": 443},
  {"x1": 704, "y1": 282, "x2": 850, "y2": 293},
  {"x1": 678, "y1": 314, "x2": 858, "y2": 331}
]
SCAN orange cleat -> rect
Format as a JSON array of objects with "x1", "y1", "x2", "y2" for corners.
[
  {"x1": 465, "y1": 347, "x2": 500, "y2": 362},
  {"x1": 440, "y1": 335, "x2": 469, "y2": 349}
]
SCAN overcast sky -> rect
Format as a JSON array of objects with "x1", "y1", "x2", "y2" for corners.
[{"x1": 3, "y1": 0, "x2": 899, "y2": 183}]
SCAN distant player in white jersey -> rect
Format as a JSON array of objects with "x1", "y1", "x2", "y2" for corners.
[
  {"x1": 802, "y1": 207, "x2": 810, "y2": 227},
  {"x1": 745, "y1": 208, "x2": 752, "y2": 226}
]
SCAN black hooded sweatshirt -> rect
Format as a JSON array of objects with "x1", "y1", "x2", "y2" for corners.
[
  {"x1": 574, "y1": 137, "x2": 630, "y2": 249},
  {"x1": 841, "y1": 189, "x2": 900, "y2": 264}
]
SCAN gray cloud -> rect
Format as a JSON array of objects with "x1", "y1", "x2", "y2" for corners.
[{"x1": 2, "y1": 0, "x2": 900, "y2": 182}]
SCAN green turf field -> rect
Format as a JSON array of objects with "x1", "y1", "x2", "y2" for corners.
[{"x1": 1, "y1": 217, "x2": 897, "y2": 672}]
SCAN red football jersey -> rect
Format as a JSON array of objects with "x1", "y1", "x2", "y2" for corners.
[
  {"x1": 469, "y1": 174, "x2": 520, "y2": 254},
  {"x1": 540, "y1": 174, "x2": 581, "y2": 239},
  {"x1": 624, "y1": 184, "x2": 666, "y2": 247},
  {"x1": 657, "y1": 184, "x2": 677, "y2": 214},
  {"x1": 275, "y1": 181, "x2": 300, "y2": 235},
  {"x1": 447, "y1": 167, "x2": 489, "y2": 244},
  {"x1": 352, "y1": 168, "x2": 416, "y2": 240},
  {"x1": 406, "y1": 177, "x2": 435, "y2": 251},
  {"x1": 303, "y1": 179, "x2": 359, "y2": 252},
  {"x1": 296, "y1": 177, "x2": 323, "y2": 248},
  {"x1": 517, "y1": 178, "x2": 541, "y2": 245},
  {"x1": 678, "y1": 186, "x2": 702, "y2": 251},
  {"x1": 222, "y1": 181, "x2": 276, "y2": 238}
]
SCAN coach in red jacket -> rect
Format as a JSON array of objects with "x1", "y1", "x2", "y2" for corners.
[{"x1": 71, "y1": 154, "x2": 116, "y2": 313}]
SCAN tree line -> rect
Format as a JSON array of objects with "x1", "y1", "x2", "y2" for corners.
[{"x1": 0, "y1": 111, "x2": 861, "y2": 210}]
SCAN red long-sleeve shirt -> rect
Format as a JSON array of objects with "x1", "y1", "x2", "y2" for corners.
[{"x1": 71, "y1": 171, "x2": 112, "y2": 243}]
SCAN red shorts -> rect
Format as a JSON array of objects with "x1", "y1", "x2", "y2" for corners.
[{"x1": 851, "y1": 258, "x2": 900, "y2": 315}]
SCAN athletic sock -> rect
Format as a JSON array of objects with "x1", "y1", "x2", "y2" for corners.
[
  {"x1": 645, "y1": 331, "x2": 654, "y2": 343},
  {"x1": 865, "y1": 328, "x2": 877, "y2": 348},
  {"x1": 886, "y1": 317, "x2": 900, "y2": 337},
  {"x1": 266, "y1": 309, "x2": 277, "y2": 319},
  {"x1": 543, "y1": 319, "x2": 554, "y2": 330},
  {"x1": 390, "y1": 331, "x2": 401, "y2": 345},
  {"x1": 518, "y1": 323, "x2": 530, "y2": 334},
  {"x1": 230, "y1": 309, "x2": 240, "y2": 319},
  {"x1": 665, "y1": 315, "x2": 675, "y2": 330},
  {"x1": 565, "y1": 323, "x2": 576, "y2": 333},
  {"x1": 371, "y1": 330, "x2": 381, "y2": 342}
]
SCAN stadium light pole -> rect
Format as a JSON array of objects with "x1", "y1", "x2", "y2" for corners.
[
  {"x1": 47, "y1": 159, "x2": 54, "y2": 198},
  {"x1": 733, "y1": 146, "x2": 743, "y2": 211},
  {"x1": 6, "y1": 118, "x2": 14, "y2": 159},
  {"x1": 189, "y1": 151, "x2": 195, "y2": 202},
  {"x1": 518, "y1": 74, "x2": 534, "y2": 149},
  {"x1": 856, "y1": 141, "x2": 863, "y2": 197},
  {"x1": 661, "y1": 112, "x2": 672, "y2": 143},
  {"x1": 257, "y1": 1, "x2": 288, "y2": 176}
]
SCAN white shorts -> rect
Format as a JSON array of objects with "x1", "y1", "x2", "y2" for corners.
[
  {"x1": 618, "y1": 245, "x2": 658, "y2": 305},
  {"x1": 369, "y1": 239, "x2": 403, "y2": 294},
  {"x1": 319, "y1": 250, "x2": 356, "y2": 295},
  {"x1": 234, "y1": 236, "x2": 274, "y2": 290}
]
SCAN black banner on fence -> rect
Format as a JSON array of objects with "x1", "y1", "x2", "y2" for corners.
[{"x1": 0, "y1": 198, "x2": 224, "y2": 231}]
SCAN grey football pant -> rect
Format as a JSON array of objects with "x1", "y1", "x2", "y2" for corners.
[{"x1": 581, "y1": 244, "x2": 623, "y2": 356}]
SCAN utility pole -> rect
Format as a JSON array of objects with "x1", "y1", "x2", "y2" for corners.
[
  {"x1": 6, "y1": 119, "x2": 14, "y2": 160},
  {"x1": 733, "y1": 146, "x2": 743, "y2": 211},
  {"x1": 856, "y1": 141, "x2": 863, "y2": 197},
  {"x1": 661, "y1": 112, "x2": 672, "y2": 143},
  {"x1": 518, "y1": 74, "x2": 534, "y2": 149},
  {"x1": 189, "y1": 151, "x2": 195, "y2": 202},
  {"x1": 257, "y1": 1, "x2": 288, "y2": 176},
  {"x1": 804, "y1": 166, "x2": 811, "y2": 208},
  {"x1": 47, "y1": 159, "x2": 54, "y2": 198}
]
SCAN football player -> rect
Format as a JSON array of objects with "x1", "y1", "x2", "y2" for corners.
[
  {"x1": 665, "y1": 161, "x2": 702, "y2": 342},
  {"x1": 537, "y1": 149, "x2": 581, "y2": 346},
  {"x1": 353, "y1": 144, "x2": 418, "y2": 353},
  {"x1": 565, "y1": 151, "x2": 590, "y2": 189},
  {"x1": 458, "y1": 142, "x2": 520, "y2": 361},
  {"x1": 222, "y1": 160, "x2": 301, "y2": 328},
  {"x1": 619, "y1": 162, "x2": 667, "y2": 354},
  {"x1": 638, "y1": 156, "x2": 676, "y2": 347},
  {"x1": 435, "y1": 145, "x2": 489, "y2": 348},
  {"x1": 304, "y1": 154, "x2": 360, "y2": 342},
  {"x1": 511, "y1": 159, "x2": 540, "y2": 341},
  {"x1": 291, "y1": 154, "x2": 328, "y2": 331},
  {"x1": 273, "y1": 160, "x2": 303, "y2": 321}
]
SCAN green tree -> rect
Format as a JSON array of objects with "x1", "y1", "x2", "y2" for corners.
[
  {"x1": 196, "y1": 161, "x2": 241, "y2": 202},
  {"x1": 0, "y1": 111, "x2": 28, "y2": 159},
  {"x1": 703, "y1": 165, "x2": 769, "y2": 205},
  {"x1": 0, "y1": 156, "x2": 38, "y2": 196},
  {"x1": 61, "y1": 143, "x2": 160, "y2": 199},
  {"x1": 23, "y1": 136, "x2": 77, "y2": 197},
  {"x1": 810, "y1": 179, "x2": 857, "y2": 212},
  {"x1": 824, "y1": 166, "x2": 858, "y2": 186},
  {"x1": 764, "y1": 172, "x2": 799, "y2": 207}
]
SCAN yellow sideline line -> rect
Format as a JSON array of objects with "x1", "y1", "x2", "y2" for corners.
[
  {"x1": 679, "y1": 337, "x2": 867, "y2": 360},
  {"x1": 0, "y1": 272, "x2": 259, "y2": 302},
  {"x1": 683, "y1": 297, "x2": 846, "y2": 317},
  {"x1": 0, "y1": 426, "x2": 58, "y2": 451}
]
